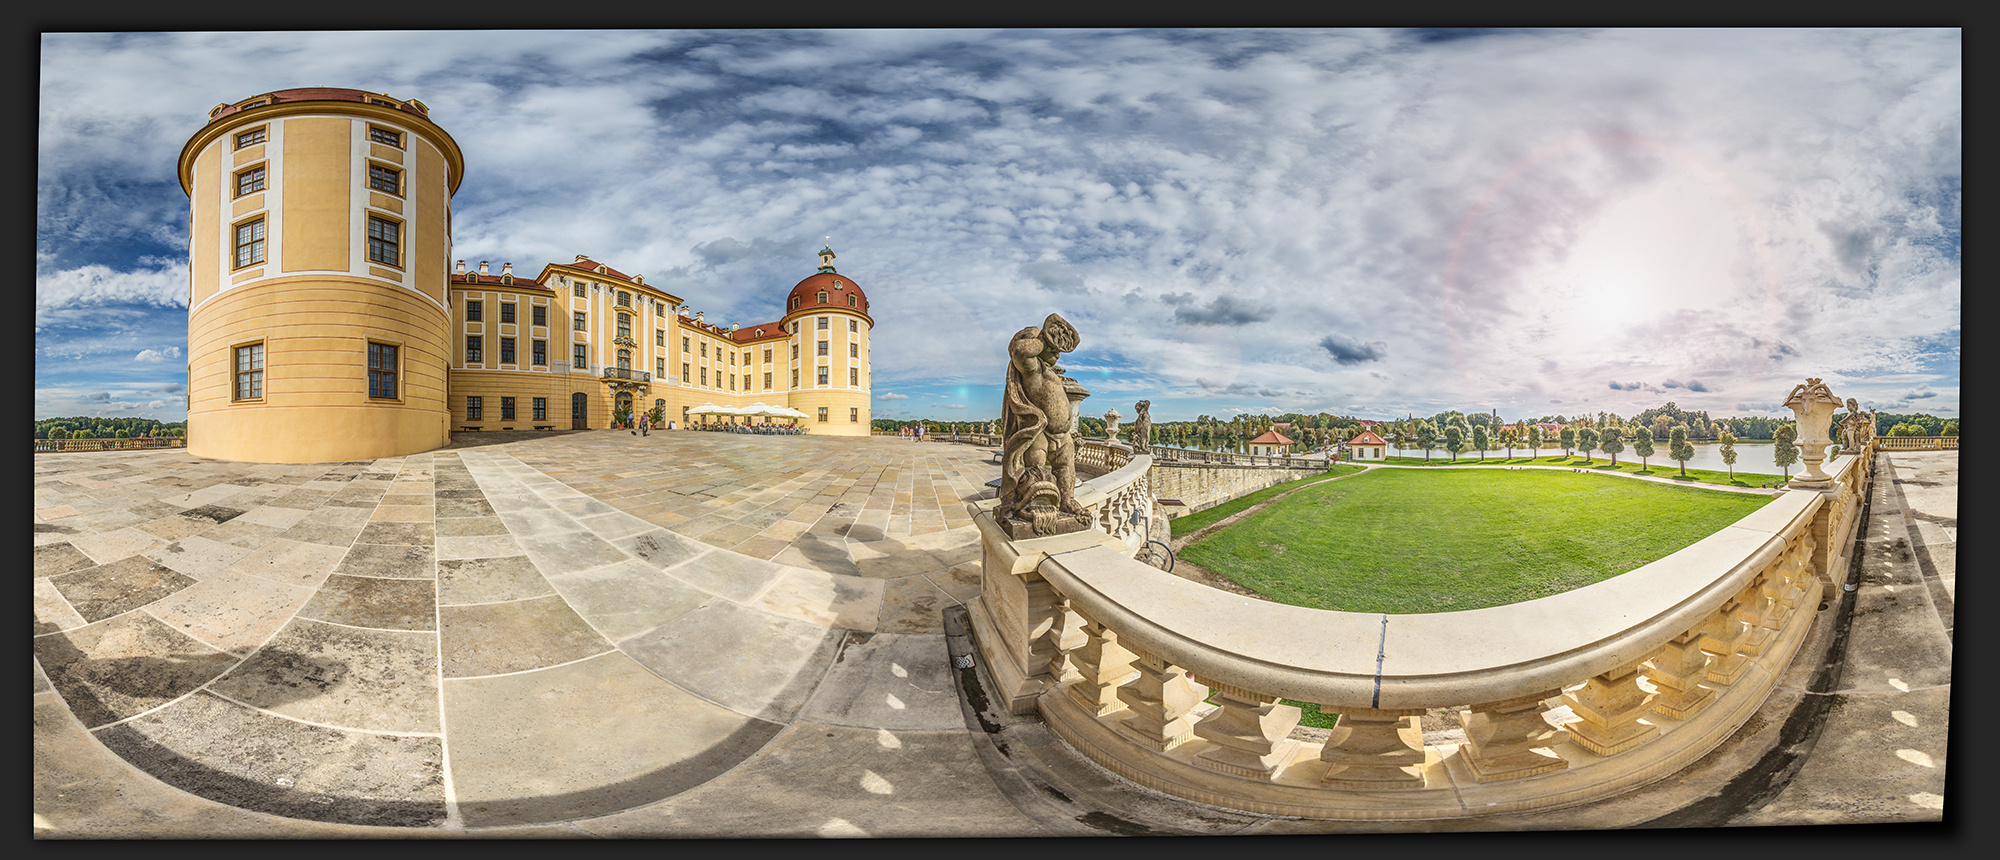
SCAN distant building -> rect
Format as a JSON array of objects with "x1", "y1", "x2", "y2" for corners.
[
  {"x1": 1347, "y1": 429, "x2": 1388, "y2": 461},
  {"x1": 1246, "y1": 429, "x2": 1294, "y2": 457}
]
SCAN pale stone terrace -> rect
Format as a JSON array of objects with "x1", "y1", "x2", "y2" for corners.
[{"x1": 31, "y1": 434, "x2": 1953, "y2": 837}]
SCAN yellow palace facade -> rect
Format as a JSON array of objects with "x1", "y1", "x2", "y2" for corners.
[{"x1": 179, "y1": 88, "x2": 873, "y2": 463}]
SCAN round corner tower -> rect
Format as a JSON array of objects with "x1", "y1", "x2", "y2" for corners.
[
  {"x1": 781, "y1": 245, "x2": 874, "y2": 436},
  {"x1": 179, "y1": 88, "x2": 463, "y2": 463}
]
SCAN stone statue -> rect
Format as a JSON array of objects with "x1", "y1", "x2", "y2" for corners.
[
  {"x1": 997, "y1": 313, "x2": 1091, "y2": 538},
  {"x1": 1841, "y1": 398, "x2": 1874, "y2": 450},
  {"x1": 1131, "y1": 400, "x2": 1152, "y2": 454},
  {"x1": 1103, "y1": 408, "x2": 1120, "y2": 442}
]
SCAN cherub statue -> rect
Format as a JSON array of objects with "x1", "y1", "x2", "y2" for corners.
[{"x1": 996, "y1": 313, "x2": 1091, "y2": 537}]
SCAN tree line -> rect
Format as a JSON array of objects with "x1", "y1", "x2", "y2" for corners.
[{"x1": 35, "y1": 417, "x2": 186, "y2": 440}]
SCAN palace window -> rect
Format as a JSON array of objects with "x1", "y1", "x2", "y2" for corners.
[
  {"x1": 727, "y1": 351, "x2": 735, "y2": 367},
  {"x1": 573, "y1": 282, "x2": 585, "y2": 298},
  {"x1": 532, "y1": 339, "x2": 547, "y2": 366},
  {"x1": 500, "y1": 337, "x2": 515, "y2": 364},
  {"x1": 682, "y1": 336, "x2": 690, "y2": 353},
  {"x1": 234, "y1": 218, "x2": 265, "y2": 268},
  {"x1": 233, "y1": 342, "x2": 263, "y2": 400},
  {"x1": 791, "y1": 343, "x2": 799, "y2": 360},
  {"x1": 235, "y1": 127, "x2": 266, "y2": 149},
  {"x1": 849, "y1": 343, "x2": 858, "y2": 358},
  {"x1": 700, "y1": 368, "x2": 708, "y2": 386},
  {"x1": 817, "y1": 367, "x2": 829, "y2": 385},
  {"x1": 683, "y1": 363, "x2": 691, "y2": 382},
  {"x1": 616, "y1": 313, "x2": 631, "y2": 339},
  {"x1": 466, "y1": 336, "x2": 482, "y2": 363},
  {"x1": 818, "y1": 407, "x2": 829, "y2": 423},
  {"x1": 533, "y1": 305, "x2": 547, "y2": 326},
  {"x1": 700, "y1": 343, "x2": 707, "y2": 358},
  {"x1": 616, "y1": 291, "x2": 630, "y2": 308},
  {"x1": 850, "y1": 367, "x2": 858, "y2": 386},
  {"x1": 466, "y1": 396, "x2": 482, "y2": 421},
  {"x1": 657, "y1": 358, "x2": 665, "y2": 378},
  {"x1": 235, "y1": 165, "x2": 265, "y2": 197},
  {"x1": 369, "y1": 126, "x2": 402, "y2": 147},
  {"x1": 742, "y1": 350, "x2": 751, "y2": 366},
  {"x1": 366, "y1": 216, "x2": 400, "y2": 266},
  {"x1": 367, "y1": 342, "x2": 398, "y2": 399},
  {"x1": 501, "y1": 397, "x2": 516, "y2": 420},
  {"x1": 817, "y1": 341, "x2": 828, "y2": 356},
  {"x1": 850, "y1": 407, "x2": 859, "y2": 423},
  {"x1": 818, "y1": 316, "x2": 828, "y2": 330},
  {"x1": 533, "y1": 397, "x2": 547, "y2": 420},
  {"x1": 849, "y1": 319, "x2": 858, "y2": 332},
  {"x1": 501, "y1": 302, "x2": 516, "y2": 324},
  {"x1": 368, "y1": 163, "x2": 401, "y2": 195},
  {"x1": 848, "y1": 294, "x2": 857, "y2": 308},
  {"x1": 743, "y1": 374, "x2": 751, "y2": 390},
  {"x1": 763, "y1": 348, "x2": 772, "y2": 363},
  {"x1": 466, "y1": 300, "x2": 482, "y2": 322},
  {"x1": 791, "y1": 296, "x2": 800, "y2": 310},
  {"x1": 655, "y1": 330, "x2": 664, "y2": 347},
  {"x1": 763, "y1": 372, "x2": 771, "y2": 389},
  {"x1": 574, "y1": 344, "x2": 588, "y2": 368},
  {"x1": 817, "y1": 290, "x2": 828, "y2": 304},
  {"x1": 792, "y1": 369, "x2": 799, "y2": 388},
  {"x1": 573, "y1": 311, "x2": 587, "y2": 331},
  {"x1": 729, "y1": 374, "x2": 735, "y2": 391}
]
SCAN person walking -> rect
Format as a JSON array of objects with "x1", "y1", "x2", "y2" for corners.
[{"x1": 639, "y1": 412, "x2": 650, "y2": 437}]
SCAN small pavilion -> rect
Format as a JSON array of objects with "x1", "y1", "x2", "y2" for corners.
[
  {"x1": 1348, "y1": 428, "x2": 1388, "y2": 460},
  {"x1": 1246, "y1": 429, "x2": 1294, "y2": 457}
]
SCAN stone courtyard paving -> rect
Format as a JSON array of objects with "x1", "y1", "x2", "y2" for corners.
[{"x1": 32, "y1": 434, "x2": 1954, "y2": 837}]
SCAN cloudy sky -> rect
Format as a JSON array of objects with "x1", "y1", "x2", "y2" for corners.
[{"x1": 37, "y1": 28, "x2": 1959, "y2": 425}]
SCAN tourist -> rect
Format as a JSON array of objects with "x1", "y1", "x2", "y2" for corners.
[{"x1": 639, "y1": 412, "x2": 650, "y2": 437}]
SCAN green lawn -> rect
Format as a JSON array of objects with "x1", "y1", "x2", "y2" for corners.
[
  {"x1": 1376, "y1": 454, "x2": 1784, "y2": 488},
  {"x1": 1168, "y1": 465, "x2": 1365, "y2": 537},
  {"x1": 1179, "y1": 467, "x2": 1775, "y2": 616}
]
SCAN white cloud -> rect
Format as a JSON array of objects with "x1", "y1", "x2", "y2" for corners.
[
  {"x1": 876, "y1": 392, "x2": 909, "y2": 400},
  {"x1": 134, "y1": 346, "x2": 182, "y2": 362}
]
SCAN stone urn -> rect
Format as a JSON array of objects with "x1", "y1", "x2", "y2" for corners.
[{"x1": 1783, "y1": 378, "x2": 1841, "y2": 490}]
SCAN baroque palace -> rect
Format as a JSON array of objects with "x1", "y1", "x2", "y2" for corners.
[{"x1": 178, "y1": 88, "x2": 873, "y2": 463}]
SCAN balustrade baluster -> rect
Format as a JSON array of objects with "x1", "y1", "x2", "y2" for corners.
[
  {"x1": 1645, "y1": 629, "x2": 1714, "y2": 719},
  {"x1": 1732, "y1": 577, "x2": 1778, "y2": 656},
  {"x1": 1117, "y1": 650, "x2": 1206, "y2": 750},
  {"x1": 1061, "y1": 605, "x2": 1137, "y2": 716},
  {"x1": 1560, "y1": 661, "x2": 1660, "y2": 756},
  {"x1": 1190, "y1": 678, "x2": 1302, "y2": 779},
  {"x1": 1318, "y1": 706, "x2": 1428, "y2": 787},
  {"x1": 1458, "y1": 690, "x2": 1568, "y2": 782},
  {"x1": 1697, "y1": 591, "x2": 1753, "y2": 686}
]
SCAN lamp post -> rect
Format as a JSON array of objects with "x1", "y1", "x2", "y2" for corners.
[{"x1": 1782, "y1": 377, "x2": 1841, "y2": 490}]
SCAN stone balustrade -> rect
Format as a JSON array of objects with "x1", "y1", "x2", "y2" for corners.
[
  {"x1": 1876, "y1": 435, "x2": 1957, "y2": 451},
  {"x1": 1149, "y1": 444, "x2": 1326, "y2": 470},
  {"x1": 35, "y1": 437, "x2": 188, "y2": 453},
  {"x1": 965, "y1": 441, "x2": 1876, "y2": 820}
]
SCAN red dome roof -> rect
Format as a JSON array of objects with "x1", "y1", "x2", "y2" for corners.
[{"x1": 784, "y1": 272, "x2": 870, "y2": 317}]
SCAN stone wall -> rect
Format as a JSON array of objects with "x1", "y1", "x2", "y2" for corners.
[{"x1": 1149, "y1": 461, "x2": 1324, "y2": 519}]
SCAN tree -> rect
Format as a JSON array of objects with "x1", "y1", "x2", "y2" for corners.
[
  {"x1": 1942, "y1": 423, "x2": 1958, "y2": 437},
  {"x1": 1576, "y1": 427, "x2": 1599, "y2": 463},
  {"x1": 1600, "y1": 424, "x2": 1624, "y2": 466},
  {"x1": 1472, "y1": 423, "x2": 1491, "y2": 460},
  {"x1": 1718, "y1": 427, "x2": 1739, "y2": 481},
  {"x1": 1414, "y1": 420, "x2": 1438, "y2": 461},
  {"x1": 1773, "y1": 424, "x2": 1798, "y2": 479},
  {"x1": 1559, "y1": 426, "x2": 1576, "y2": 458},
  {"x1": 1500, "y1": 425, "x2": 1520, "y2": 459},
  {"x1": 1669, "y1": 425, "x2": 1695, "y2": 477},
  {"x1": 1527, "y1": 424, "x2": 1543, "y2": 458},
  {"x1": 1443, "y1": 423, "x2": 1467, "y2": 462},
  {"x1": 1630, "y1": 423, "x2": 1654, "y2": 469},
  {"x1": 1889, "y1": 423, "x2": 1923, "y2": 437}
]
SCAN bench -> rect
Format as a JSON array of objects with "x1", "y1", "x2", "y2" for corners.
[
  {"x1": 459, "y1": 426, "x2": 481, "y2": 432},
  {"x1": 534, "y1": 425, "x2": 554, "y2": 430}
]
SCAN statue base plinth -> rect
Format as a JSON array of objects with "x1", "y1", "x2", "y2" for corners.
[{"x1": 1002, "y1": 510, "x2": 1093, "y2": 540}]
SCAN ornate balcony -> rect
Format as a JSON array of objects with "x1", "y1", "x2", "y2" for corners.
[{"x1": 964, "y1": 434, "x2": 1877, "y2": 820}]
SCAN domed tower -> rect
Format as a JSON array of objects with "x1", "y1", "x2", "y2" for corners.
[
  {"x1": 781, "y1": 245, "x2": 874, "y2": 436},
  {"x1": 178, "y1": 88, "x2": 464, "y2": 462}
]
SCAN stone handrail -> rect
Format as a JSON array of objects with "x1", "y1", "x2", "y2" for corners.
[
  {"x1": 1876, "y1": 435, "x2": 1957, "y2": 451},
  {"x1": 36, "y1": 437, "x2": 187, "y2": 453},
  {"x1": 966, "y1": 443, "x2": 1874, "y2": 819},
  {"x1": 1149, "y1": 444, "x2": 1325, "y2": 470}
]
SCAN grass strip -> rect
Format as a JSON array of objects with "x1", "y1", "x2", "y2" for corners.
[{"x1": 1167, "y1": 464, "x2": 1365, "y2": 537}]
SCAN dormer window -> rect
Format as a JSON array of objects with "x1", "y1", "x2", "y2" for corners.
[
  {"x1": 847, "y1": 294, "x2": 857, "y2": 308},
  {"x1": 817, "y1": 291, "x2": 828, "y2": 304},
  {"x1": 791, "y1": 296, "x2": 800, "y2": 310}
]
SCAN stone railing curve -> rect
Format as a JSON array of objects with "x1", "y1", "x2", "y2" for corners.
[{"x1": 966, "y1": 443, "x2": 1874, "y2": 820}]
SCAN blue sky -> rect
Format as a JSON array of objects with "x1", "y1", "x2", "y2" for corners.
[{"x1": 36, "y1": 29, "x2": 1960, "y2": 424}]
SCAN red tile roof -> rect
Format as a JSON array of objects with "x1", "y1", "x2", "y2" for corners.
[
  {"x1": 784, "y1": 272, "x2": 870, "y2": 318},
  {"x1": 1247, "y1": 430, "x2": 1294, "y2": 446},
  {"x1": 450, "y1": 272, "x2": 549, "y2": 291},
  {"x1": 1349, "y1": 429, "x2": 1388, "y2": 446}
]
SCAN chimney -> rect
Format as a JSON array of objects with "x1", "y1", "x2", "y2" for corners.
[
  {"x1": 576, "y1": 254, "x2": 588, "y2": 262},
  {"x1": 454, "y1": 260, "x2": 465, "y2": 275},
  {"x1": 478, "y1": 261, "x2": 489, "y2": 276},
  {"x1": 501, "y1": 262, "x2": 513, "y2": 278},
  {"x1": 694, "y1": 312, "x2": 704, "y2": 325},
  {"x1": 730, "y1": 323, "x2": 738, "y2": 333}
]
